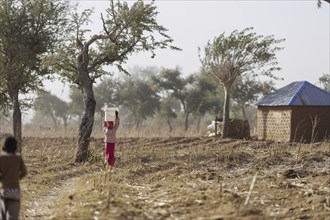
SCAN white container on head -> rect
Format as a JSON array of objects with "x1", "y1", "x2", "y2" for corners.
[{"x1": 105, "y1": 107, "x2": 117, "y2": 122}]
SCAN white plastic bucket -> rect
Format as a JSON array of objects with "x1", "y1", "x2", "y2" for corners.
[{"x1": 105, "y1": 107, "x2": 117, "y2": 122}]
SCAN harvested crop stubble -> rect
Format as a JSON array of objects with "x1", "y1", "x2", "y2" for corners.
[{"x1": 19, "y1": 137, "x2": 329, "y2": 219}]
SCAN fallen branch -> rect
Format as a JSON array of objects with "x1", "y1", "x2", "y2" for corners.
[
  {"x1": 244, "y1": 171, "x2": 258, "y2": 206},
  {"x1": 324, "y1": 203, "x2": 330, "y2": 211}
]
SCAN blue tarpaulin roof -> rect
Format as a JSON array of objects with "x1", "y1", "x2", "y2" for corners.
[{"x1": 256, "y1": 81, "x2": 330, "y2": 106}]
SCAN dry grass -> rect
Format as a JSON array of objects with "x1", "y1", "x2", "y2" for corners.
[{"x1": 17, "y1": 136, "x2": 330, "y2": 219}]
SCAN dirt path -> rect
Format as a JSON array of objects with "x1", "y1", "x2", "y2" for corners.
[{"x1": 25, "y1": 176, "x2": 80, "y2": 219}]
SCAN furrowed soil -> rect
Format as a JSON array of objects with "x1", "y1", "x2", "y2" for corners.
[{"x1": 19, "y1": 137, "x2": 329, "y2": 220}]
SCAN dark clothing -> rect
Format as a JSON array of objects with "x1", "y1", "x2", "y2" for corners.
[
  {"x1": 0, "y1": 199, "x2": 20, "y2": 220},
  {"x1": 0, "y1": 154, "x2": 27, "y2": 189},
  {"x1": 0, "y1": 153, "x2": 27, "y2": 220}
]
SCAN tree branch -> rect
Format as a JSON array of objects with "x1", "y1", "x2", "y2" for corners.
[
  {"x1": 56, "y1": 62, "x2": 77, "y2": 73},
  {"x1": 82, "y1": 34, "x2": 113, "y2": 65},
  {"x1": 89, "y1": 38, "x2": 140, "y2": 71},
  {"x1": 101, "y1": 13, "x2": 110, "y2": 35}
]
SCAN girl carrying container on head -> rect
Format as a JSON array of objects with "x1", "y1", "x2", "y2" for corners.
[{"x1": 103, "y1": 110, "x2": 120, "y2": 167}]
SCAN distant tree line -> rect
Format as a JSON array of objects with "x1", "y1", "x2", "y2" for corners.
[
  {"x1": 28, "y1": 71, "x2": 329, "y2": 138},
  {"x1": 31, "y1": 66, "x2": 276, "y2": 135}
]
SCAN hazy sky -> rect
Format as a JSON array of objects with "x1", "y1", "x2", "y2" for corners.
[{"x1": 47, "y1": 0, "x2": 330, "y2": 100}]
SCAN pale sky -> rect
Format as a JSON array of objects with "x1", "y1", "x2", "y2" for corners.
[{"x1": 46, "y1": 0, "x2": 330, "y2": 100}]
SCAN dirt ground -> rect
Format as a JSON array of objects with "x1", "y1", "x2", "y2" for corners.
[{"x1": 18, "y1": 136, "x2": 330, "y2": 219}]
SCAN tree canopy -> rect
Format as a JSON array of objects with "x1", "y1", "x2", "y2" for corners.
[
  {"x1": 199, "y1": 27, "x2": 284, "y2": 138},
  {"x1": 44, "y1": 0, "x2": 179, "y2": 162},
  {"x1": 0, "y1": 0, "x2": 69, "y2": 150},
  {"x1": 232, "y1": 76, "x2": 276, "y2": 121},
  {"x1": 118, "y1": 76, "x2": 160, "y2": 128},
  {"x1": 319, "y1": 74, "x2": 330, "y2": 92},
  {"x1": 34, "y1": 91, "x2": 70, "y2": 132},
  {"x1": 317, "y1": 0, "x2": 330, "y2": 8}
]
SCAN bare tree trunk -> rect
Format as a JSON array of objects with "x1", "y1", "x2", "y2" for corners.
[
  {"x1": 63, "y1": 117, "x2": 68, "y2": 135},
  {"x1": 181, "y1": 99, "x2": 190, "y2": 132},
  {"x1": 184, "y1": 113, "x2": 189, "y2": 132},
  {"x1": 197, "y1": 114, "x2": 202, "y2": 133},
  {"x1": 166, "y1": 116, "x2": 173, "y2": 133},
  {"x1": 74, "y1": 58, "x2": 96, "y2": 163},
  {"x1": 7, "y1": 81, "x2": 22, "y2": 153},
  {"x1": 195, "y1": 102, "x2": 203, "y2": 133},
  {"x1": 222, "y1": 84, "x2": 231, "y2": 138},
  {"x1": 135, "y1": 114, "x2": 141, "y2": 129},
  {"x1": 241, "y1": 103, "x2": 248, "y2": 121},
  {"x1": 50, "y1": 112, "x2": 57, "y2": 131},
  {"x1": 12, "y1": 92, "x2": 22, "y2": 153}
]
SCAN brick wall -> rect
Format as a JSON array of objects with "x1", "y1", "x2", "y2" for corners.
[
  {"x1": 291, "y1": 106, "x2": 330, "y2": 142},
  {"x1": 257, "y1": 107, "x2": 292, "y2": 142}
]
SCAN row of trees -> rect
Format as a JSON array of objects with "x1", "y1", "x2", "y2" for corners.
[
  {"x1": 29, "y1": 71, "x2": 330, "y2": 136},
  {"x1": 32, "y1": 67, "x2": 276, "y2": 134}
]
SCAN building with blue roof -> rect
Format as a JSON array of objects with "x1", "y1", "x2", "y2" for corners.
[{"x1": 256, "y1": 81, "x2": 330, "y2": 142}]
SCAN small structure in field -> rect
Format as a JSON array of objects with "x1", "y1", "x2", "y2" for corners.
[
  {"x1": 207, "y1": 117, "x2": 250, "y2": 139},
  {"x1": 256, "y1": 81, "x2": 330, "y2": 142}
]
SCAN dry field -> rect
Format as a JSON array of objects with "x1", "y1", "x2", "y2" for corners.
[{"x1": 16, "y1": 136, "x2": 330, "y2": 219}]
